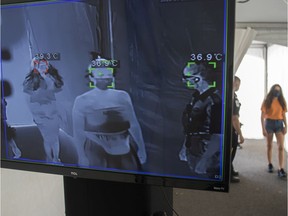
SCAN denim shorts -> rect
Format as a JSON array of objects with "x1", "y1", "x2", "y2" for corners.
[{"x1": 265, "y1": 119, "x2": 284, "y2": 133}]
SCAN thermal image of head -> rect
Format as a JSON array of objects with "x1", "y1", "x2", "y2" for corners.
[
  {"x1": 72, "y1": 56, "x2": 146, "y2": 170},
  {"x1": 179, "y1": 63, "x2": 222, "y2": 177},
  {"x1": 23, "y1": 57, "x2": 63, "y2": 163},
  {"x1": 88, "y1": 58, "x2": 115, "y2": 90},
  {"x1": 182, "y1": 63, "x2": 209, "y2": 93}
]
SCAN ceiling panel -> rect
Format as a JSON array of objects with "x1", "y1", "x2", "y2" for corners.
[{"x1": 236, "y1": 0, "x2": 288, "y2": 22}]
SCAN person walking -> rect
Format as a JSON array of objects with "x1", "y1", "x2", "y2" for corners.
[{"x1": 261, "y1": 84, "x2": 287, "y2": 178}]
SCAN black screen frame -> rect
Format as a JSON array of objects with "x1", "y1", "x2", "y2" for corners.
[{"x1": 1, "y1": 0, "x2": 235, "y2": 192}]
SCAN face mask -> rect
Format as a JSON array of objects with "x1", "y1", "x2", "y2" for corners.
[{"x1": 273, "y1": 90, "x2": 280, "y2": 98}]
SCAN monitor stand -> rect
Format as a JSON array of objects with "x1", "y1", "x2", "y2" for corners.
[{"x1": 63, "y1": 177, "x2": 173, "y2": 216}]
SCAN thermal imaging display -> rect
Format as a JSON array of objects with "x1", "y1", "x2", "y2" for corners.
[{"x1": 1, "y1": 0, "x2": 235, "y2": 191}]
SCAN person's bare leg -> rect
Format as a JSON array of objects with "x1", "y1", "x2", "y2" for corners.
[
  {"x1": 266, "y1": 133, "x2": 274, "y2": 165},
  {"x1": 275, "y1": 132, "x2": 285, "y2": 169}
]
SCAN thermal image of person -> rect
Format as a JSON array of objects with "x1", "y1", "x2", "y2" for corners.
[
  {"x1": 179, "y1": 63, "x2": 222, "y2": 176},
  {"x1": 23, "y1": 57, "x2": 63, "y2": 163},
  {"x1": 72, "y1": 57, "x2": 147, "y2": 170},
  {"x1": 1, "y1": 81, "x2": 22, "y2": 159}
]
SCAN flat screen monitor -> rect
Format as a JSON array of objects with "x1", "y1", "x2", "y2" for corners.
[{"x1": 1, "y1": 0, "x2": 235, "y2": 192}]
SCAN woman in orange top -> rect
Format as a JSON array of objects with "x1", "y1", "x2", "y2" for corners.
[{"x1": 261, "y1": 84, "x2": 287, "y2": 178}]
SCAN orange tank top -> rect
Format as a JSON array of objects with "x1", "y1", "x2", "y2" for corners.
[{"x1": 261, "y1": 98, "x2": 287, "y2": 120}]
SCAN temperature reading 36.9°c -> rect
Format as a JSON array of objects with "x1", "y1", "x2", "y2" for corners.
[{"x1": 190, "y1": 53, "x2": 223, "y2": 62}]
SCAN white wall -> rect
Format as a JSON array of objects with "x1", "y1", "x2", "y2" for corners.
[
  {"x1": 267, "y1": 44, "x2": 288, "y2": 99},
  {"x1": 1, "y1": 168, "x2": 65, "y2": 216},
  {"x1": 235, "y1": 46, "x2": 265, "y2": 139},
  {"x1": 267, "y1": 44, "x2": 288, "y2": 151}
]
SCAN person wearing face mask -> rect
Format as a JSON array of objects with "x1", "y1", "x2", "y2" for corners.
[
  {"x1": 179, "y1": 63, "x2": 222, "y2": 177},
  {"x1": 261, "y1": 84, "x2": 287, "y2": 178},
  {"x1": 23, "y1": 57, "x2": 63, "y2": 163},
  {"x1": 72, "y1": 55, "x2": 147, "y2": 170}
]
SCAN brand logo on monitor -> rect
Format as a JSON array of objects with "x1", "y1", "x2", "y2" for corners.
[{"x1": 70, "y1": 172, "x2": 78, "y2": 176}]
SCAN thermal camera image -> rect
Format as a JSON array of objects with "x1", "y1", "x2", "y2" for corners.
[
  {"x1": 1, "y1": 0, "x2": 227, "y2": 181},
  {"x1": 1, "y1": 81, "x2": 22, "y2": 159},
  {"x1": 23, "y1": 57, "x2": 64, "y2": 163},
  {"x1": 72, "y1": 56, "x2": 146, "y2": 169},
  {"x1": 179, "y1": 63, "x2": 222, "y2": 178}
]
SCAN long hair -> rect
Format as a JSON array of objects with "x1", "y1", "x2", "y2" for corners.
[
  {"x1": 23, "y1": 61, "x2": 63, "y2": 91},
  {"x1": 263, "y1": 84, "x2": 287, "y2": 111}
]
